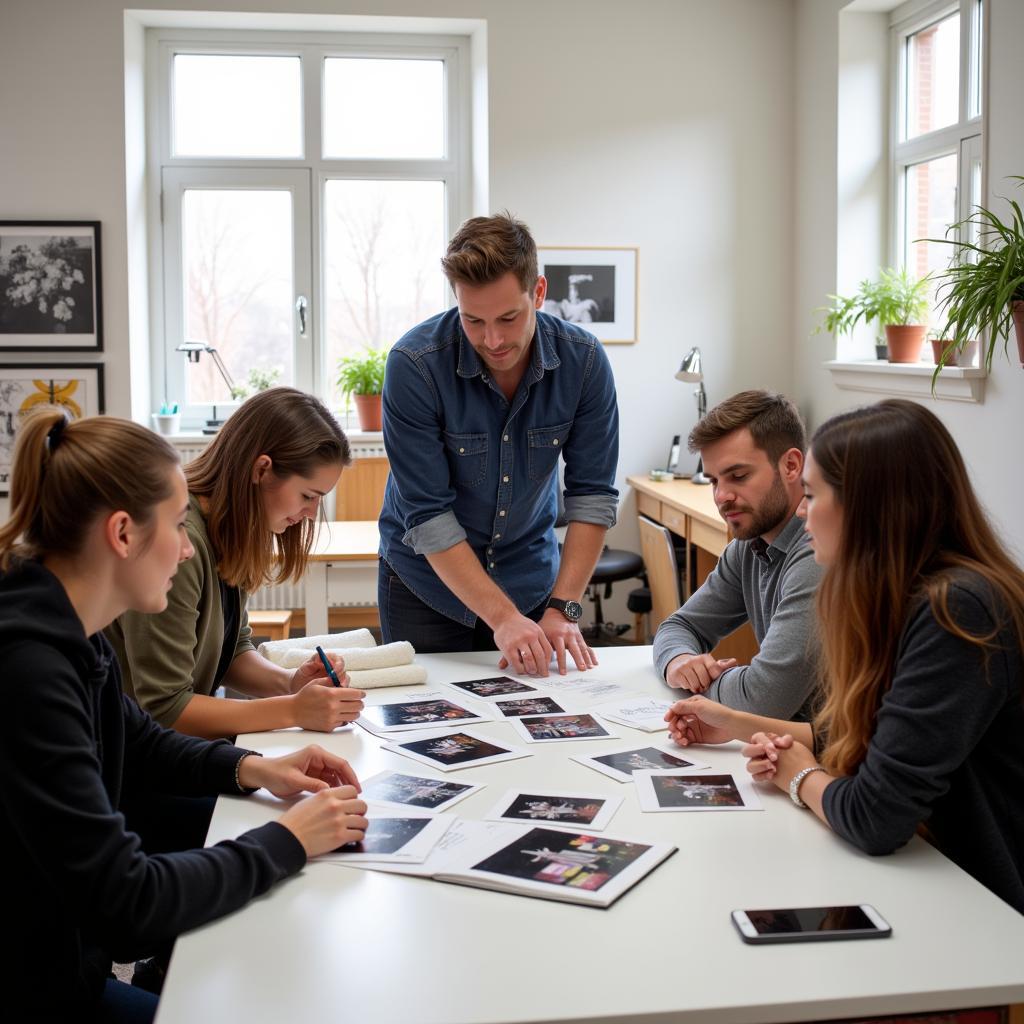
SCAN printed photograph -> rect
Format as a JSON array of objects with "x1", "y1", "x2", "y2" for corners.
[
  {"x1": 501, "y1": 794, "x2": 606, "y2": 825},
  {"x1": 652, "y1": 774, "x2": 746, "y2": 809},
  {"x1": 494, "y1": 696, "x2": 566, "y2": 718},
  {"x1": 335, "y1": 817, "x2": 432, "y2": 856},
  {"x1": 449, "y1": 676, "x2": 538, "y2": 698},
  {"x1": 361, "y1": 773, "x2": 475, "y2": 810},
  {"x1": 472, "y1": 827, "x2": 651, "y2": 892},
  {"x1": 0, "y1": 222, "x2": 102, "y2": 349},
  {"x1": 594, "y1": 747, "x2": 699, "y2": 777},
  {"x1": 400, "y1": 732, "x2": 511, "y2": 766},
  {"x1": 517, "y1": 713, "x2": 611, "y2": 742},
  {"x1": 364, "y1": 697, "x2": 482, "y2": 728}
]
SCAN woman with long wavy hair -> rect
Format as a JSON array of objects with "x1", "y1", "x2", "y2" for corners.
[
  {"x1": 663, "y1": 399, "x2": 1024, "y2": 914},
  {"x1": 108, "y1": 387, "x2": 366, "y2": 740}
]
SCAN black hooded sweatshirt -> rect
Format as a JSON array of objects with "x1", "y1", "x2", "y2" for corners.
[{"x1": 0, "y1": 558, "x2": 305, "y2": 1020}]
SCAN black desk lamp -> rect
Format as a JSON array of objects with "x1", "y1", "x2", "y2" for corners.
[
  {"x1": 675, "y1": 346, "x2": 710, "y2": 484},
  {"x1": 175, "y1": 340, "x2": 237, "y2": 433}
]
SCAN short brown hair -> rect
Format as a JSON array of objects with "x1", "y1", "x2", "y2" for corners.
[
  {"x1": 688, "y1": 389, "x2": 806, "y2": 463},
  {"x1": 441, "y1": 212, "x2": 538, "y2": 293},
  {"x1": 186, "y1": 387, "x2": 351, "y2": 592},
  {"x1": 0, "y1": 408, "x2": 180, "y2": 570}
]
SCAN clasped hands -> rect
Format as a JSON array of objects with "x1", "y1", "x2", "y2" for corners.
[{"x1": 664, "y1": 694, "x2": 819, "y2": 796}]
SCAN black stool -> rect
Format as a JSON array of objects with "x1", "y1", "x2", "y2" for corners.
[{"x1": 583, "y1": 547, "x2": 645, "y2": 640}]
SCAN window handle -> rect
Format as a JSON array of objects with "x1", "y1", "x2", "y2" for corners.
[{"x1": 295, "y1": 295, "x2": 308, "y2": 337}]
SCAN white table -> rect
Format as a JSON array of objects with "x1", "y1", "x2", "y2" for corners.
[
  {"x1": 156, "y1": 648, "x2": 1024, "y2": 1024},
  {"x1": 303, "y1": 520, "x2": 379, "y2": 636}
]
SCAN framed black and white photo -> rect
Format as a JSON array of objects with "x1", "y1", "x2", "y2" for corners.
[
  {"x1": 538, "y1": 246, "x2": 638, "y2": 344},
  {"x1": 0, "y1": 221, "x2": 102, "y2": 351},
  {"x1": 0, "y1": 363, "x2": 105, "y2": 495}
]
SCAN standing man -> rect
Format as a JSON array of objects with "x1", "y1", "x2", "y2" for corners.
[
  {"x1": 654, "y1": 390, "x2": 822, "y2": 720},
  {"x1": 378, "y1": 213, "x2": 619, "y2": 676}
]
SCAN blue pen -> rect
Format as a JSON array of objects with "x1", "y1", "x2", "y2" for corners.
[{"x1": 315, "y1": 644, "x2": 341, "y2": 687}]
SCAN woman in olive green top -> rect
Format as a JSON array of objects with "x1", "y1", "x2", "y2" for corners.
[{"x1": 109, "y1": 388, "x2": 366, "y2": 739}]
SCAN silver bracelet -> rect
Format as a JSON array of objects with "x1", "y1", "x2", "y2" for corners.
[{"x1": 789, "y1": 765, "x2": 827, "y2": 808}]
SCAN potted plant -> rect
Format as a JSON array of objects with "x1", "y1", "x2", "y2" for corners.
[
  {"x1": 816, "y1": 267, "x2": 931, "y2": 363},
  {"x1": 336, "y1": 347, "x2": 387, "y2": 431},
  {"x1": 229, "y1": 366, "x2": 282, "y2": 401},
  {"x1": 927, "y1": 176, "x2": 1024, "y2": 373}
]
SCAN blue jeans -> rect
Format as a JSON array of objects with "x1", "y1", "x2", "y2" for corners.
[
  {"x1": 378, "y1": 559, "x2": 546, "y2": 653},
  {"x1": 94, "y1": 979, "x2": 158, "y2": 1024}
]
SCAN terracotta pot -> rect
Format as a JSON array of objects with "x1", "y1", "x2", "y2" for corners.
[
  {"x1": 933, "y1": 337, "x2": 980, "y2": 368},
  {"x1": 353, "y1": 393, "x2": 382, "y2": 432},
  {"x1": 884, "y1": 324, "x2": 927, "y2": 363},
  {"x1": 1012, "y1": 300, "x2": 1024, "y2": 368}
]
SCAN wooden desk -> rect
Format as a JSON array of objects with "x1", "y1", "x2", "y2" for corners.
[
  {"x1": 156, "y1": 648, "x2": 1024, "y2": 1024},
  {"x1": 626, "y1": 475, "x2": 758, "y2": 662},
  {"x1": 304, "y1": 520, "x2": 380, "y2": 636}
]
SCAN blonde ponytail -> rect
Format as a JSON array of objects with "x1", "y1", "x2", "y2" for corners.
[{"x1": 0, "y1": 409, "x2": 181, "y2": 569}]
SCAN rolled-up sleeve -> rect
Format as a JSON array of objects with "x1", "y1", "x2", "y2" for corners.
[
  {"x1": 383, "y1": 348, "x2": 464, "y2": 552},
  {"x1": 562, "y1": 341, "x2": 619, "y2": 527}
]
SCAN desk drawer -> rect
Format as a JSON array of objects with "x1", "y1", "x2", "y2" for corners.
[
  {"x1": 637, "y1": 493, "x2": 662, "y2": 522},
  {"x1": 662, "y1": 507, "x2": 686, "y2": 535},
  {"x1": 691, "y1": 518, "x2": 727, "y2": 558}
]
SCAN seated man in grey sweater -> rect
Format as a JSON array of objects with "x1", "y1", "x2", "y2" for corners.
[{"x1": 653, "y1": 390, "x2": 822, "y2": 720}]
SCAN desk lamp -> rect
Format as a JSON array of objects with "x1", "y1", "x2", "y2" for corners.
[
  {"x1": 675, "y1": 346, "x2": 710, "y2": 484},
  {"x1": 176, "y1": 340, "x2": 237, "y2": 433}
]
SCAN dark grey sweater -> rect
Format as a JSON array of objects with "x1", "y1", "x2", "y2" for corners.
[{"x1": 822, "y1": 574, "x2": 1024, "y2": 915}]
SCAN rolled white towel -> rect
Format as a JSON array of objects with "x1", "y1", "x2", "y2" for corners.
[
  {"x1": 273, "y1": 641, "x2": 416, "y2": 672},
  {"x1": 259, "y1": 628, "x2": 376, "y2": 665},
  {"x1": 347, "y1": 664, "x2": 428, "y2": 689}
]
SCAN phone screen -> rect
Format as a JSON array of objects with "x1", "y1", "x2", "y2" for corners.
[{"x1": 746, "y1": 905, "x2": 877, "y2": 935}]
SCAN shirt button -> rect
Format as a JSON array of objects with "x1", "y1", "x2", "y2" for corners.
[
  {"x1": 487, "y1": 547, "x2": 493, "y2": 555},
  {"x1": 494, "y1": 533, "x2": 501, "y2": 540},
  {"x1": 489, "y1": 562, "x2": 495, "y2": 569},
  {"x1": 459, "y1": 447, "x2": 465, "y2": 454},
  {"x1": 499, "y1": 510, "x2": 506, "y2": 517},
  {"x1": 503, "y1": 434, "x2": 510, "y2": 442},
  {"x1": 552, "y1": 439, "x2": 559, "y2": 446},
  {"x1": 502, "y1": 475, "x2": 509, "y2": 483}
]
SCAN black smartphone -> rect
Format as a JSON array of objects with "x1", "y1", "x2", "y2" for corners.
[{"x1": 731, "y1": 904, "x2": 892, "y2": 944}]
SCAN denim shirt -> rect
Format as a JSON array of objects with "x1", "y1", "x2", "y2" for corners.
[{"x1": 379, "y1": 308, "x2": 619, "y2": 626}]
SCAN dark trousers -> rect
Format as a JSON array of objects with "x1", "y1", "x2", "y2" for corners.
[
  {"x1": 94, "y1": 979, "x2": 158, "y2": 1024},
  {"x1": 378, "y1": 559, "x2": 545, "y2": 653}
]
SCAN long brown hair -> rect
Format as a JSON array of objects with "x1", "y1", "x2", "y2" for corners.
[
  {"x1": 812, "y1": 399, "x2": 1024, "y2": 775},
  {"x1": 186, "y1": 387, "x2": 350, "y2": 592},
  {"x1": 0, "y1": 408, "x2": 180, "y2": 570}
]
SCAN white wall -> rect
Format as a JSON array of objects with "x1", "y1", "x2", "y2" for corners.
[
  {"x1": 0, "y1": 0, "x2": 797, "y2": 624},
  {"x1": 794, "y1": 0, "x2": 1024, "y2": 561}
]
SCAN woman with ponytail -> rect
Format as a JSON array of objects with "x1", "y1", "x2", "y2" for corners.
[
  {"x1": 662, "y1": 399, "x2": 1024, "y2": 914},
  {"x1": 0, "y1": 408, "x2": 368, "y2": 1023},
  {"x1": 108, "y1": 387, "x2": 365, "y2": 739}
]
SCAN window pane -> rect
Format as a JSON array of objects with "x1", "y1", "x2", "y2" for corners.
[
  {"x1": 905, "y1": 12, "x2": 959, "y2": 140},
  {"x1": 969, "y1": 0, "x2": 983, "y2": 119},
  {"x1": 905, "y1": 153, "x2": 958, "y2": 320},
  {"x1": 173, "y1": 55, "x2": 302, "y2": 158},
  {"x1": 323, "y1": 179, "x2": 446, "y2": 403},
  {"x1": 182, "y1": 189, "x2": 294, "y2": 404},
  {"x1": 323, "y1": 58, "x2": 444, "y2": 159}
]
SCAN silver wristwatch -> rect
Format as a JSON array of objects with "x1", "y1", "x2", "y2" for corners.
[{"x1": 788, "y1": 765, "x2": 827, "y2": 808}]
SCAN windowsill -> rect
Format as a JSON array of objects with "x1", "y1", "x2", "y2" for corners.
[
  {"x1": 161, "y1": 429, "x2": 384, "y2": 443},
  {"x1": 825, "y1": 360, "x2": 987, "y2": 403}
]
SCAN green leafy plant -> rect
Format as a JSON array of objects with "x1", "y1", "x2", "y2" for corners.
[
  {"x1": 229, "y1": 366, "x2": 282, "y2": 401},
  {"x1": 336, "y1": 347, "x2": 387, "y2": 402},
  {"x1": 926, "y1": 176, "x2": 1024, "y2": 372},
  {"x1": 816, "y1": 267, "x2": 931, "y2": 336}
]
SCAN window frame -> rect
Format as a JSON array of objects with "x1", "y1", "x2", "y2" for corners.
[
  {"x1": 147, "y1": 28, "x2": 471, "y2": 428},
  {"x1": 888, "y1": 0, "x2": 985, "y2": 282}
]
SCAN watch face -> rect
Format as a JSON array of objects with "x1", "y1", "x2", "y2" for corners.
[{"x1": 563, "y1": 600, "x2": 584, "y2": 622}]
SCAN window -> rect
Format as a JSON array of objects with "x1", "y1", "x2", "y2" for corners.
[
  {"x1": 150, "y1": 31, "x2": 469, "y2": 425},
  {"x1": 891, "y1": 0, "x2": 984, "y2": 326}
]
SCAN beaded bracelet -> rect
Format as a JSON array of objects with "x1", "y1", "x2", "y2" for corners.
[{"x1": 235, "y1": 750, "x2": 264, "y2": 794}]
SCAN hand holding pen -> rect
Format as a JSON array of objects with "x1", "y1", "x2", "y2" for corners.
[{"x1": 287, "y1": 648, "x2": 365, "y2": 731}]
